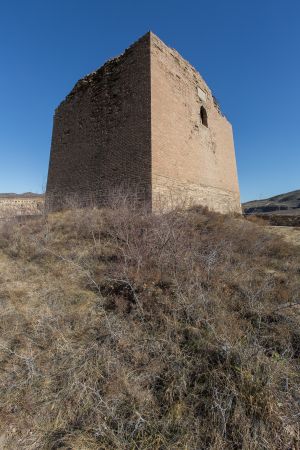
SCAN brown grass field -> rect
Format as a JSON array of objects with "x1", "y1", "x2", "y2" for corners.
[
  {"x1": 267, "y1": 226, "x2": 300, "y2": 247},
  {"x1": 0, "y1": 203, "x2": 299, "y2": 449}
]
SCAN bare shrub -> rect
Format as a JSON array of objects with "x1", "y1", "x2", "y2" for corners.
[{"x1": 0, "y1": 195, "x2": 299, "y2": 449}]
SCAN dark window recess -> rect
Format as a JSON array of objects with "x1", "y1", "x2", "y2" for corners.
[{"x1": 200, "y1": 106, "x2": 208, "y2": 127}]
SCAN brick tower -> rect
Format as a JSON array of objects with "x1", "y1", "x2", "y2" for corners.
[{"x1": 46, "y1": 32, "x2": 241, "y2": 213}]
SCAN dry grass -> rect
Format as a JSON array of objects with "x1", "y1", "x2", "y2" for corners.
[
  {"x1": 0, "y1": 202, "x2": 299, "y2": 449},
  {"x1": 267, "y1": 226, "x2": 300, "y2": 247}
]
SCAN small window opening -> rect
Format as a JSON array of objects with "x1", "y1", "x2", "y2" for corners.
[{"x1": 200, "y1": 106, "x2": 208, "y2": 127}]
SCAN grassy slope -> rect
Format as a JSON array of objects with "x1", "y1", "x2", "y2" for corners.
[{"x1": 0, "y1": 206, "x2": 299, "y2": 449}]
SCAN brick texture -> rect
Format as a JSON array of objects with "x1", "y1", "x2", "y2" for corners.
[
  {"x1": 46, "y1": 34, "x2": 152, "y2": 209},
  {"x1": 46, "y1": 32, "x2": 241, "y2": 213},
  {"x1": 150, "y1": 33, "x2": 240, "y2": 213}
]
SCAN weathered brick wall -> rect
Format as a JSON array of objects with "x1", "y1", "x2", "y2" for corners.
[
  {"x1": 150, "y1": 33, "x2": 241, "y2": 213},
  {"x1": 0, "y1": 197, "x2": 44, "y2": 219},
  {"x1": 46, "y1": 34, "x2": 152, "y2": 209}
]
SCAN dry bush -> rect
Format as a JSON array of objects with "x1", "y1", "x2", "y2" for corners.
[{"x1": 0, "y1": 198, "x2": 299, "y2": 449}]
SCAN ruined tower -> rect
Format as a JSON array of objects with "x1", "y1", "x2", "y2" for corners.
[{"x1": 46, "y1": 32, "x2": 241, "y2": 213}]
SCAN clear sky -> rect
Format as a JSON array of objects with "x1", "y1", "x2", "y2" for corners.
[{"x1": 0, "y1": 0, "x2": 299, "y2": 202}]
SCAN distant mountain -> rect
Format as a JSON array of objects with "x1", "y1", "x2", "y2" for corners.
[
  {"x1": 0, "y1": 192, "x2": 43, "y2": 198},
  {"x1": 243, "y1": 190, "x2": 300, "y2": 215}
]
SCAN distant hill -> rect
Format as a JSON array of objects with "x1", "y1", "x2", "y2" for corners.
[
  {"x1": 0, "y1": 192, "x2": 43, "y2": 198},
  {"x1": 243, "y1": 190, "x2": 300, "y2": 216}
]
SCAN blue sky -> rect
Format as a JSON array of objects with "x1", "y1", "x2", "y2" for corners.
[{"x1": 0, "y1": 0, "x2": 299, "y2": 202}]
